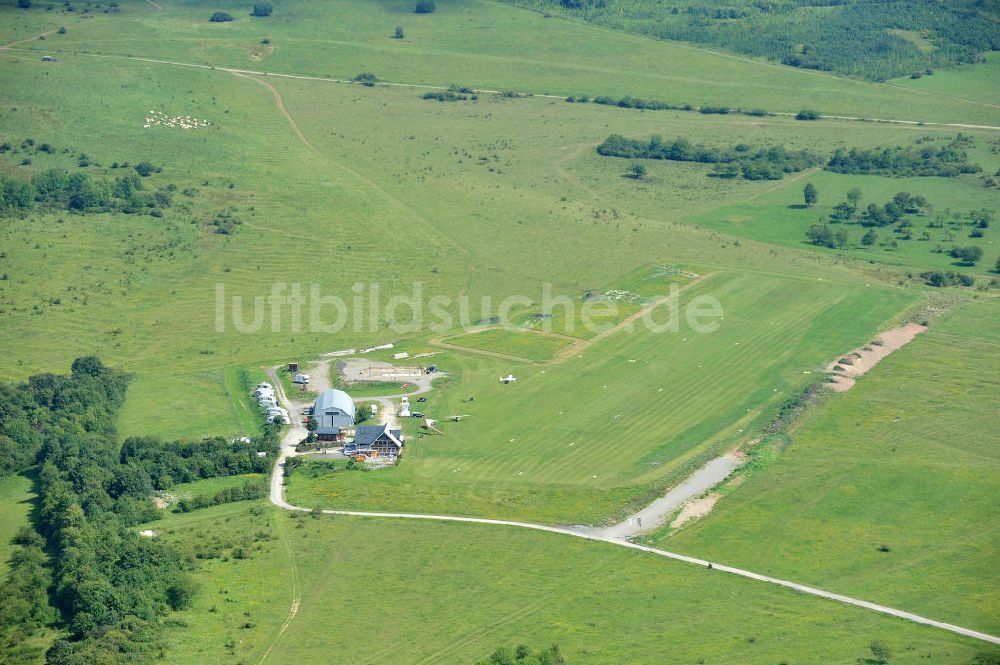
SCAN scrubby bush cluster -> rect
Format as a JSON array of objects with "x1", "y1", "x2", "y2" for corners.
[
  {"x1": 826, "y1": 136, "x2": 980, "y2": 177},
  {"x1": 176, "y1": 478, "x2": 268, "y2": 512},
  {"x1": 474, "y1": 643, "x2": 567, "y2": 665},
  {"x1": 920, "y1": 270, "x2": 975, "y2": 287},
  {"x1": 251, "y1": 1, "x2": 273, "y2": 17},
  {"x1": 597, "y1": 134, "x2": 820, "y2": 180},
  {"x1": 567, "y1": 94, "x2": 768, "y2": 118},
  {"x1": 421, "y1": 91, "x2": 467, "y2": 101},
  {"x1": 352, "y1": 72, "x2": 378, "y2": 86},
  {"x1": 0, "y1": 167, "x2": 172, "y2": 216}
]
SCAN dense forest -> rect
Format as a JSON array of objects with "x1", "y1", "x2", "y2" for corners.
[
  {"x1": 503, "y1": 0, "x2": 1000, "y2": 80},
  {"x1": 0, "y1": 359, "x2": 279, "y2": 664}
]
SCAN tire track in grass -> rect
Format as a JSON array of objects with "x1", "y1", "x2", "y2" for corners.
[
  {"x1": 256, "y1": 512, "x2": 301, "y2": 665},
  {"x1": 0, "y1": 28, "x2": 60, "y2": 50},
  {"x1": 228, "y1": 70, "x2": 472, "y2": 262},
  {"x1": 409, "y1": 598, "x2": 549, "y2": 665}
]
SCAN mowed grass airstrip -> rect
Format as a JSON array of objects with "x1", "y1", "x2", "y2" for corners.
[
  {"x1": 658, "y1": 299, "x2": 1000, "y2": 636},
  {"x1": 289, "y1": 271, "x2": 916, "y2": 523},
  {"x1": 0, "y1": 0, "x2": 998, "y2": 661}
]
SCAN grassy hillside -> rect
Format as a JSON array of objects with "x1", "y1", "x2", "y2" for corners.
[
  {"x1": 2, "y1": 43, "x2": 971, "y2": 440},
  {"x1": 0, "y1": 1, "x2": 997, "y2": 661},
  {"x1": 688, "y1": 168, "x2": 1000, "y2": 277},
  {"x1": 892, "y1": 52, "x2": 1000, "y2": 107},
  {"x1": 502, "y1": 0, "x2": 1000, "y2": 81},
  {"x1": 5, "y1": 0, "x2": 1000, "y2": 125},
  {"x1": 658, "y1": 298, "x2": 1000, "y2": 635},
  {"x1": 153, "y1": 503, "x2": 991, "y2": 665}
]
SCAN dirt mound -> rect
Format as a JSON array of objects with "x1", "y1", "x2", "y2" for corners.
[{"x1": 825, "y1": 323, "x2": 926, "y2": 391}]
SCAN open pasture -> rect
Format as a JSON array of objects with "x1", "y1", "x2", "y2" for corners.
[
  {"x1": 689, "y1": 168, "x2": 1000, "y2": 276},
  {"x1": 11, "y1": 0, "x2": 1000, "y2": 126},
  {"x1": 0, "y1": 47, "x2": 951, "y2": 441},
  {"x1": 0, "y1": 470, "x2": 36, "y2": 577},
  {"x1": 660, "y1": 298, "x2": 1000, "y2": 635},
  {"x1": 155, "y1": 504, "x2": 990, "y2": 665},
  {"x1": 891, "y1": 52, "x2": 1000, "y2": 108}
]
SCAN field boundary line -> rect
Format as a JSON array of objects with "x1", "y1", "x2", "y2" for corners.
[{"x1": 6, "y1": 46, "x2": 1000, "y2": 131}]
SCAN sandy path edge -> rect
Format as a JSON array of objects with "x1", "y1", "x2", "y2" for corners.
[{"x1": 826, "y1": 323, "x2": 927, "y2": 391}]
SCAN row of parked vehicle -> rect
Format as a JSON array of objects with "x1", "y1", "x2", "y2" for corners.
[{"x1": 254, "y1": 382, "x2": 291, "y2": 425}]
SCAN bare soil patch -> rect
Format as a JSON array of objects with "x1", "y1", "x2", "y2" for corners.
[
  {"x1": 671, "y1": 492, "x2": 721, "y2": 529},
  {"x1": 825, "y1": 323, "x2": 926, "y2": 391}
]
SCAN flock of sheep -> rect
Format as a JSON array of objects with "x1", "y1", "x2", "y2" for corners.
[{"x1": 143, "y1": 110, "x2": 212, "y2": 130}]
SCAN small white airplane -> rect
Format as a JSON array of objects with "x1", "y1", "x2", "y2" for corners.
[
  {"x1": 449, "y1": 414, "x2": 472, "y2": 422},
  {"x1": 500, "y1": 374, "x2": 517, "y2": 384}
]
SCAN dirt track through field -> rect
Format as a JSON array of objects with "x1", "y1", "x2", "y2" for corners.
[
  {"x1": 256, "y1": 512, "x2": 301, "y2": 665},
  {"x1": 229, "y1": 71, "x2": 472, "y2": 261},
  {"x1": 0, "y1": 29, "x2": 59, "y2": 50}
]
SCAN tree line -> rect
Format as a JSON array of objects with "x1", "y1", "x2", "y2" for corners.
[
  {"x1": 0, "y1": 358, "x2": 279, "y2": 664},
  {"x1": 119, "y1": 433, "x2": 279, "y2": 490},
  {"x1": 567, "y1": 93, "x2": 768, "y2": 118},
  {"x1": 596, "y1": 134, "x2": 821, "y2": 181},
  {"x1": 826, "y1": 137, "x2": 981, "y2": 178},
  {"x1": 598, "y1": 134, "x2": 982, "y2": 182}
]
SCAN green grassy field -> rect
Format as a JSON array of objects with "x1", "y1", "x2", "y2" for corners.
[
  {"x1": 656, "y1": 298, "x2": 1000, "y2": 635},
  {"x1": 0, "y1": 469, "x2": 36, "y2": 577},
  {"x1": 892, "y1": 52, "x2": 1000, "y2": 107},
  {"x1": 151, "y1": 503, "x2": 991, "y2": 665},
  {"x1": 2, "y1": 40, "x2": 977, "y2": 440},
  {"x1": 442, "y1": 327, "x2": 573, "y2": 361},
  {"x1": 166, "y1": 473, "x2": 264, "y2": 502},
  {"x1": 10, "y1": 0, "x2": 1000, "y2": 125},
  {"x1": 289, "y1": 270, "x2": 917, "y2": 523},
  {"x1": 0, "y1": 0, "x2": 998, "y2": 661},
  {"x1": 688, "y1": 168, "x2": 1000, "y2": 276}
]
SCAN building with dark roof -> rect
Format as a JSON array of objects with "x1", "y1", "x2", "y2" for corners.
[{"x1": 345, "y1": 423, "x2": 404, "y2": 458}]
